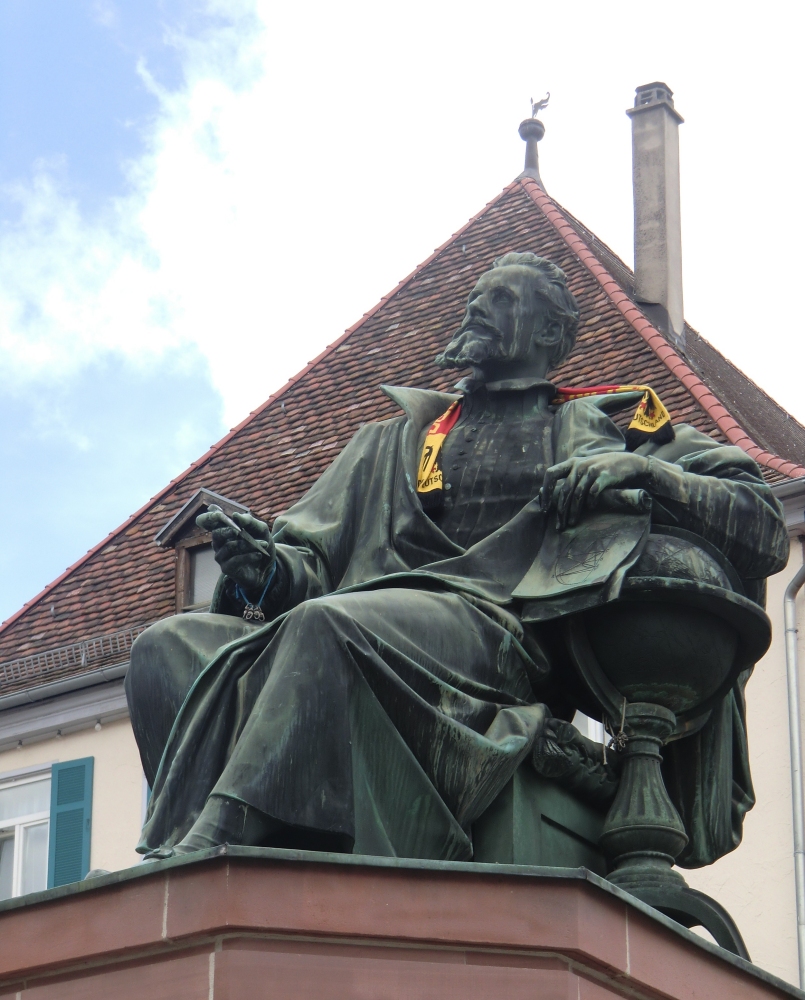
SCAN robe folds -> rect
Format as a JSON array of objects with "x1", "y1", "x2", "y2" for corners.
[{"x1": 127, "y1": 384, "x2": 789, "y2": 865}]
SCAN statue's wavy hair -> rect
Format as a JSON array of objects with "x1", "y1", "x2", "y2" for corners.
[{"x1": 492, "y1": 252, "x2": 580, "y2": 368}]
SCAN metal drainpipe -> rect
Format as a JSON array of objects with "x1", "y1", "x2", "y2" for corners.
[{"x1": 784, "y1": 539, "x2": 805, "y2": 988}]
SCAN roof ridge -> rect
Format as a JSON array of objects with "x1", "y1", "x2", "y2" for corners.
[
  {"x1": 518, "y1": 177, "x2": 805, "y2": 480},
  {"x1": 0, "y1": 180, "x2": 522, "y2": 636}
]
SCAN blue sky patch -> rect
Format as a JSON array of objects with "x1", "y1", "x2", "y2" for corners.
[
  {"x1": 0, "y1": 348, "x2": 225, "y2": 623},
  {"x1": 0, "y1": 0, "x2": 207, "y2": 217}
]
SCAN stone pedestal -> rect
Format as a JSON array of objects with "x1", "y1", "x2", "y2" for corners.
[{"x1": 0, "y1": 847, "x2": 800, "y2": 999}]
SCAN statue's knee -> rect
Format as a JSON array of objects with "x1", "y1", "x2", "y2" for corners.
[
  {"x1": 131, "y1": 617, "x2": 171, "y2": 661},
  {"x1": 128, "y1": 617, "x2": 180, "y2": 690},
  {"x1": 284, "y1": 595, "x2": 350, "y2": 634}
]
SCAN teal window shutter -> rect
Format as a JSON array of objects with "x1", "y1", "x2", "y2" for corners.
[{"x1": 47, "y1": 758, "x2": 94, "y2": 888}]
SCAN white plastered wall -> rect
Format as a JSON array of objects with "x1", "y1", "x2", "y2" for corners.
[
  {"x1": 0, "y1": 718, "x2": 143, "y2": 874},
  {"x1": 684, "y1": 539, "x2": 805, "y2": 985}
]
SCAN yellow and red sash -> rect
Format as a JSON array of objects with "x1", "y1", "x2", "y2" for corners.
[
  {"x1": 554, "y1": 384, "x2": 673, "y2": 448},
  {"x1": 415, "y1": 384, "x2": 672, "y2": 507},
  {"x1": 416, "y1": 400, "x2": 462, "y2": 503}
]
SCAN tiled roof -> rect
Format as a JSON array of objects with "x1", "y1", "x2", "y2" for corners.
[
  {"x1": 523, "y1": 180, "x2": 805, "y2": 478},
  {"x1": 554, "y1": 196, "x2": 805, "y2": 474},
  {"x1": 1, "y1": 177, "x2": 803, "y2": 689}
]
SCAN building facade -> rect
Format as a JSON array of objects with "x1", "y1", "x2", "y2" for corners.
[{"x1": 2, "y1": 88, "x2": 805, "y2": 985}]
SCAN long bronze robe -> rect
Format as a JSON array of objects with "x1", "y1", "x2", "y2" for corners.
[{"x1": 127, "y1": 385, "x2": 788, "y2": 864}]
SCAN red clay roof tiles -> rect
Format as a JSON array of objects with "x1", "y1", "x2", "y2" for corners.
[
  {"x1": 0, "y1": 177, "x2": 801, "y2": 688},
  {"x1": 521, "y1": 179, "x2": 805, "y2": 479}
]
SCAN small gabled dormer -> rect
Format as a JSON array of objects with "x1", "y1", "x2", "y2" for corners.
[{"x1": 155, "y1": 488, "x2": 249, "y2": 613}]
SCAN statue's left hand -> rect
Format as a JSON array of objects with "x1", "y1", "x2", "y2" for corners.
[
  {"x1": 541, "y1": 453, "x2": 651, "y2": 530},
  {"x1": 195, "y1": 509, "x2": 276, "y2": 598}
]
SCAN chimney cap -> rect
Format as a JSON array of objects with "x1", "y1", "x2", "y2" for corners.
[{"x1": 626, "y1": 82, "x2": 684, "y2": 123}]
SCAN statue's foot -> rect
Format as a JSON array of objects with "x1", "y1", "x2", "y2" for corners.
[
  {"x1": 173, "y1": 794, "x2": 277, "y2": 854},
  {"x1": 140, "y1": 846, "x2": 176, "y2": 861},
  {"x1": 531, "y1": 717, "x2": 619, "y2": 807}
]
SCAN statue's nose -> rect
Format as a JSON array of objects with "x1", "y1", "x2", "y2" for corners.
[{"x1": 467, "y1": 297, "x2": 489, "y2": 320}]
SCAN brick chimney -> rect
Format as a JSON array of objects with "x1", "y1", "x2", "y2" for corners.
[{"x1": 626, "y1": 83, "x2": 685, "y2": 347}]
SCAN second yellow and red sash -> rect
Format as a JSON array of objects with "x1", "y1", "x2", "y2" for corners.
[
  {"x1": 415, "y1": 384, "x2": 673, "y2": 507},
  {"x1": 553, "y1": 383, "x2": 673, "y2": 449}
]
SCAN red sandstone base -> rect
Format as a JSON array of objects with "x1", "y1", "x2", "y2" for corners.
[{"x1": 0, "y1": 848, "x2": 799, "y2": 1000}]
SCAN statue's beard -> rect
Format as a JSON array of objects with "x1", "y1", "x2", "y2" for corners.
[{"x1": 435, "y1": 322, "x2": 506, "y2": 369}]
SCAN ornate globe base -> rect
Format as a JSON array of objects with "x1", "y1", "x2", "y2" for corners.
[{"x1": 601, "y1": 702, "x2": 749, "y2": 958}]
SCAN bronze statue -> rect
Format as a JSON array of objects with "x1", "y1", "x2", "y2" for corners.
[{"x1": 126, "y1": 253, "x2": 787, "y2": 950}]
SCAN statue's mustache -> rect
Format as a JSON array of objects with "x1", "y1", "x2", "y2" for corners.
[{"x1": 435, "y1": 320, "x2": 505, "y2": 369}]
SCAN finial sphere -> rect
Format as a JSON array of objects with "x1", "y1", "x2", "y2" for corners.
[{"x1": 518, "y1": 117, "x2": 545, "y2": 143}]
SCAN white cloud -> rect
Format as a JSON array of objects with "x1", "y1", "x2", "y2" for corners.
[
  {"x1": 1, "y1": 0, "x2": 803, "y2": 431},
  {"x1": 90, "y1": 1, "x2": 118, "y2": 29},
  {"x1": 0, "y1": 2, "x2": 274, "y2": 426},
  {"x1": 0, "y1": 169, "x2": 172, "y2": 371}
]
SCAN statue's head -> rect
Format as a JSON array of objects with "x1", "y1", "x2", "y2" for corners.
[{"x1": 436, "y1": 252, "x2": 579, "y2": 378}]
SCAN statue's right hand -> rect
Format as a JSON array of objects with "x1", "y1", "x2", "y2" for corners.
[{"x1": 195, "y1": 510, "x2": 276, "y2": 600}]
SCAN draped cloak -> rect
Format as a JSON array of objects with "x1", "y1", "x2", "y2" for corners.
[{"x1": 129, "y1": 384, "x2": 789, "y2": 866}]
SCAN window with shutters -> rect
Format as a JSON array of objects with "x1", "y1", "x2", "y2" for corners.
[
  {"x1": 0, "y1": 771, "x2": 51, "y2": 900},
  {"x1": 48, "y1": 758, "x2": 93, "y2": 889}
]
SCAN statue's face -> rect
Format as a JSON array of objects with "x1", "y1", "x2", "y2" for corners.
[{"x1": 436, "y1": 265, "x2": 560, "y2": 371}]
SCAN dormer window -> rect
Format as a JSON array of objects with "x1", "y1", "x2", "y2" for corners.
[
  {"x1": 175, "y1": 536, "x2": 218, "y2": 613},
  {"x1": 155, "y1": 488, "x2": 250, "y2": 613},
  {"x1": 186, "y1": 543, "x2": 219, "y2": 609}
]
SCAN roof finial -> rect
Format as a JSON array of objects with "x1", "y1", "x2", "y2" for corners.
[{"x1": 518, "y1": 94, "x2": 548, "y2": 188}]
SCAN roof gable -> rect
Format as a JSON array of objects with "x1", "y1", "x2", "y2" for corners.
[
  {"x1": 154, "y1": 489, "x2": 249, "y2": 549},
  {"x1": 1, "y1": 177, "x2": 802, "y2": 687}
]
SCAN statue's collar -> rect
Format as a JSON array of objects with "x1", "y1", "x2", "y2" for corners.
[
  {"x1": 380, "y1": 385, "x2": 460, "y2": 428},
  {"x1": 454, "y1": 374, "x2": 556, "y2": 395},
  {"x1": 380, "y1": 376, "x2": 557, "y2": 429}
]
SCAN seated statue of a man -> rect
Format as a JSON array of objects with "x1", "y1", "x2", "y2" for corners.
[{"x1": 127, "y1": 252, "x2": 788, "y2": 864}]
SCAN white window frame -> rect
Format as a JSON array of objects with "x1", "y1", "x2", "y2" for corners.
[
  {"x1": 175, "y1": 535, "x2": 220, "y2": 613},
  {"x1": 0, "y1": 767, "x2": 52, "y2": 899}
]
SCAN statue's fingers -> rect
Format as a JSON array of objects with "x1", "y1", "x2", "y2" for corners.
[
  {"x1": 568, "y1": 470, "x2": 594, "y2": 526},
  {"x1": 563, "y1": 469, "x2": 587, "y2": 528},
  {"x1": 565, "y1": 475, "x2": 584, "y2": 526},
  {"x1": 555, "y1": 482, "x2": 568, "y2": 529},
  {"x1": 210, "y1": 525, "x2": 239, "y2": 549},
  {"x1": 553, "y1": 479, "x2": 566, "y2": 527},
  {"x1": 556, "y1": 470, "x2": 579, "y2": 530},
  {"x1": 580, "y1": 468, "x2": 600, "y2": 510},
  {"x1": 232, "y1": 511, "x2": 271, "y2": 539},
  {"x1": 544, "y1": 459, "x2": 574, "y2": 481},
  {"x1": 587, "y1": 470, "x2": 618, "y2": 501},
  {"x1": 542, "y1": 461, "x2": 573, "y2": 509},
  {"x1": 197, "y1": 510, "x2": 230, "y2": 532},
  {"x1": 214, "y1": 536, "x2": 256, "y2": 564},
  {"x1": 587, "y1": 479, "x2": 603, "y2": 509}
]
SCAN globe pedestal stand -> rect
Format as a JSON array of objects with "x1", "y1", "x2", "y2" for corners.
[{"x1": 600, "y1": 702, "x2": 749, "y2": 958}]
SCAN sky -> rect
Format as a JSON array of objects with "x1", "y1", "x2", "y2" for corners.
[{"x1": 1, "y1": 0, "x2": 803, "y2": 627}]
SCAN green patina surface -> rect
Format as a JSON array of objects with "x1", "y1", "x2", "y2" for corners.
[{"x1": 121, "y1": 254, "x2": 789, "y2": 951}]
